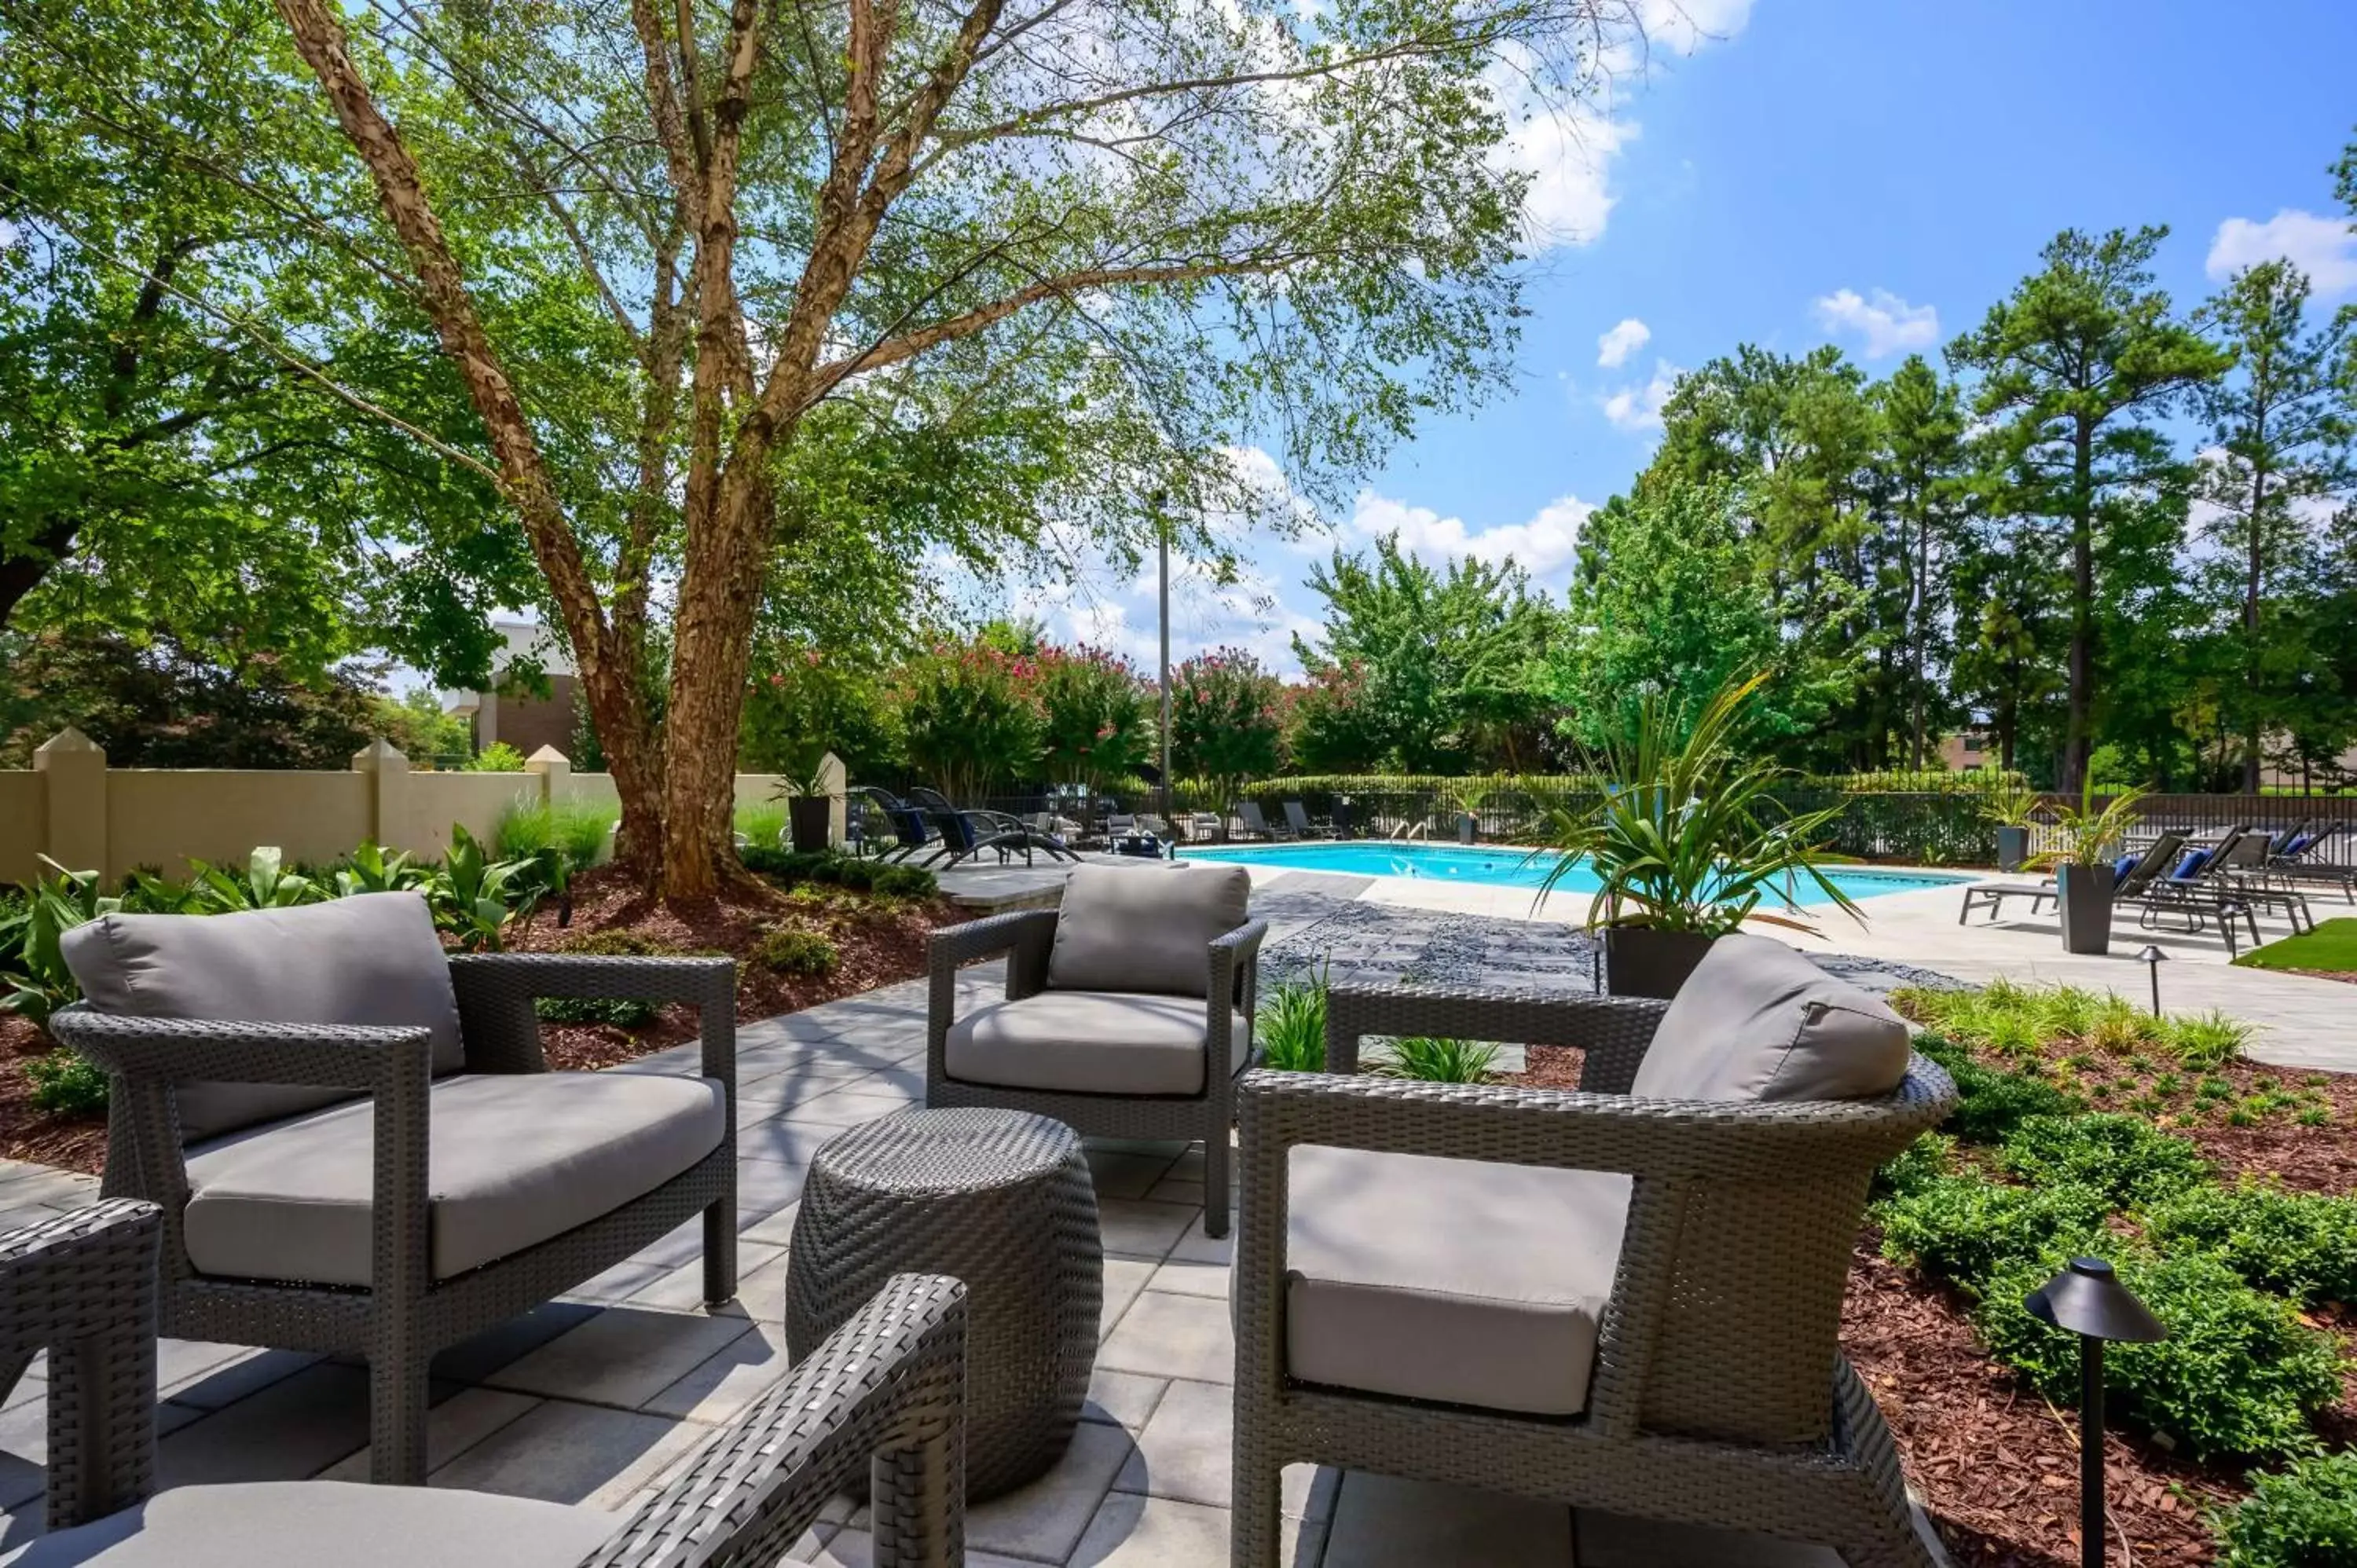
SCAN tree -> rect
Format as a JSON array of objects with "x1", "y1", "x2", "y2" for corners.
[
  {"x1": 247, "y1": 0, "x2": 1644, "y2": 895},
  {"x1": 1947, "y1": 227, "x2": 2229, "y2": 790},
  {"x1": 1033, "y1": 646, "x2": 1153, "y2": 791},
  {"x1": 1873, "y1": 356, "x2": 1972, "y2": 768},
  {"x1": 2194, "y1": 260, "x2": 2354, "y2": 791},
  {"x1": 0, "y1": 0, "x2": 533, "y2": 680},
  {"x1": 1292, "y1": 534, "x2": 1554, "y2": 771},
  {"x1": 1541, "y1": 480, "x2": 1824, "y2": 753},
  {"x1": 1169, "y1": 650, "x2": 1285, "y2": 808},
  {"x1": 894, "y1": 642, "x2": 1045, "y2": 800}
]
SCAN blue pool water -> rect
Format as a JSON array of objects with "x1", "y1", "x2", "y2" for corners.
[{"x1": 1178, "y1": 841, "x2": 1971, "y2": 907}]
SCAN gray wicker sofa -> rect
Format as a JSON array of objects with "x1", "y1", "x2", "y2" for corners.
[
  {"x1": 45, "y1": 892, "x2": 739, "y2": 1486},
  {"x1": 0, "y1": 1200, "x2": 967, "y2": 1566},
  {"x1": 926, "y1": 863, "x2": 1266, "y2": 1236},
  {"x1": 1230, "y1": 935, "x2": 1958, "y2": 1567}
]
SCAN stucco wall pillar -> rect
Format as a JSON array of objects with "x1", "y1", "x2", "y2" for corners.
[
  {"x1": 524, "y1": 746, "x2": 570, "y2": 806},
  {"x1": 34, "y1": 728, "x2": 106, "y2": 877},
  {"x1": 350, "y1": 738, "x2": 412, "y2": 849}
]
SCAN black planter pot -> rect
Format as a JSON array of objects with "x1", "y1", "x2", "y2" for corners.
[
  {"x1": 788, "y1": 796, "x2": 833, "y2": 855},
  {"x1": 1457, "y1": 813, "x2": 1477, "y2": 844},
  {"x1": 1602, "y1": 928, "x2": 1717, "y2": 999},
  {"x1": 1995, "y1": 825, "x2": 2030, "y2": 874},
  {"x1": 2055, "y1": 863, "x2": 2113, "y2": 955}
]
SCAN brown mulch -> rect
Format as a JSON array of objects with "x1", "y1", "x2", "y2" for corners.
[
  {"x1": 0, "y1": 864, "x2": 971, "y2": 1172},
  {"x1": 2275, "y1": 967, "x2": 2357, "y2": 986}
]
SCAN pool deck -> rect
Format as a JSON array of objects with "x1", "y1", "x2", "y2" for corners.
[{"x1": 936, "y1": 851, "x2": 2357, "y2": 1074}]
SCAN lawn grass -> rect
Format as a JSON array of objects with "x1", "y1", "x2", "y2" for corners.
[{"x1": 2233, "y1": 916, "x2": 2357, "y2": 973}]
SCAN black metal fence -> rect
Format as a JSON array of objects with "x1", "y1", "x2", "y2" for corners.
[{"x1": 863, "y1": 776, "x2": 2357, "y2": 868}]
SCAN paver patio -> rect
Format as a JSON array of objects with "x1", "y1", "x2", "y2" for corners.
[{"x1": 0, "y1": 886, "x2": 1990, "y2": 1563}]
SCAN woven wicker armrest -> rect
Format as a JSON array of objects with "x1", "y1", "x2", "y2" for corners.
[
  {"x1": 586, "y1": 1272, "x2": 968, "y2": 1568},
  {"x1": 1323, "y1": 984, "x2": 1666, "y2": 1083},
  {"x1": 1237, "y1": 1060, "x2": 1955, "y2": 1184},
  {"x1": 449, "y1": 954, "x2": 737, "y2": 1079},
  {"x1": 48, "y1": 1007, "x2": 435, "y2": 1093},
  {"x1": 1211, "y1": 918, "x2": 1269, "y2": 1025},
  {"x1": 0, "y1": 1200, "x2": 163, "y2": 1528},
  {"x1": 929, "y1": 909, "x2": 1059, "y2": 1020}
]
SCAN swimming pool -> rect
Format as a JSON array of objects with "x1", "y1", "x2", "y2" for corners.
[{"x1": 1178, "y1": 841, "x2": 1972, "y2": 907}]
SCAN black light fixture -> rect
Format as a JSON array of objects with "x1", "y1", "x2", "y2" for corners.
[
  {"x1": 2134, "y1": 943, "x2": 2168, "y2": 1018},
  {"x1": 2025, "y1": 1258, "x2": 2165, "y2": 1568}
]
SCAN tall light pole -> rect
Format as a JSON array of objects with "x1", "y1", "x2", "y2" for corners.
[{"x1": 1157, "y1": 493, "x2": 1174, "y2": 847}]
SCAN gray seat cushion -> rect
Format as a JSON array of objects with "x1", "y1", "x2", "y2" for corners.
[
  {"x1": 59, "y1": 893, "x2": 464, "y2": 1141},
  {"x1": 0, "y1": 1480, "x2": 618, "y2": 1566},
  {"x1": 181, "y1": 1071, "x2": 726, "y2": 1286},
  {"x1": 1631, "y1": 932, "x2": 1912, "y2": 1103},
  {"x1": 1277, "y1": 1146, "x2": 1629, "y2": 1416},
  {"x1": 1044, "y1": 863, "x2": 1248, "y2": 997},
  {"x1": 945, "y1": 991, "x2": 1248, "y2": 1096}
]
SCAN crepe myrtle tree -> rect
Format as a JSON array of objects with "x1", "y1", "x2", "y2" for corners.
[{"x1": 262, "y1": 0, "x2": 1649, "y2": 896}]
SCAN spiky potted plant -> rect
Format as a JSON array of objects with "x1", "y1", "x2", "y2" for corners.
[
  {"x1": 1981, "y1": 775, "x2": 2044, "y2": 873},
  {"x1": 1534, "y1": 674, "x2": 1862, "y2": 998},
  {"x1": 2033, "y1": 779, "x2": 2148, "y2": 955},
  {"x1": 771, "y1": 753, "x2": 836, "y2": 854}
]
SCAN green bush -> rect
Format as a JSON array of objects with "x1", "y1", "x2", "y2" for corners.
[
  {"x1": 559, "y1": 930, "x2": 683, "y2": 957},
  {"x1": 874, "y1": 865, "x2": 938, "y2": 898},
  {"x1": 1374, "y1": 1035, "x2": 1501, "y2": 1083},
  {"x1": 831, "y1": 860, "x2": 878, "y2": 892},
  {"x1": 2216, "y1": 1451, "x2": 2357, "y2": 1567},
  {"x1": 535, "y1": 995, "x2": 662, "y2": 1028},
  {"x1": 460, "y1": 742, "x2": 529, "y2": 771},
  {"x1": 753, "y1": 926, "x2": 840, "y2": 977},
  {"x1": 1255, "y1": 969, "x2": 1327, "y2": 1072},
  {"x1": 2166, "y1": 1009, "x2": 2253, "y2": 1070},
  {"x1": 1978, "y1": 1247, "x2": 2347, "y2": 1461},
  {"x1": 25, "y1": 1046, "x2": 108, "y2": 1116},
  {"x1": 1876, "y1": 1174, "x2": 2110, "y2": 1286},
  {"x1": 1914, "y1": 1037, "x2": 2085, "y2": 1145},
  {"x1": 2145, "y1": 1180, "x2": 2357, "y2": 1307},
  {"x1": 1997, "y1": 1112, "x2": 2210, "y2": 1208},
  {"x1": 742, "y1": 845, "x2": 836, "y2": 885},
  {"x1": 495, "y1": 797, "x2": 613, "y2": 872},
  {"x1": 1871, "y1": 1131, "x2": 1957, "y2": 1203}
]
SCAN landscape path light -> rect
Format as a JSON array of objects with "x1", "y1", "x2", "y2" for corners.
[
  {"x1": 2025, "y1": 1256, "x2": 2165, "y2": 1568},
  {"x1": 2134, "y1": 943, "x2": 2168, "y2": 1018}
]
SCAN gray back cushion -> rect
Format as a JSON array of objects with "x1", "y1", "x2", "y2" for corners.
[
  {"x1": 1046, "y1": 863, "x2": 1249, "y2": 997},
  {"x1": 1629, "y1": 932, "x2": 1911, "y2": 1103},
  {"x1": 60, "y1": 892, "x2": 464, "y2": 1141}
]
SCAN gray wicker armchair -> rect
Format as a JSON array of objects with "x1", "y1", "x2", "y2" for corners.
[
  {"x1": 1230, "y1": 964, "x2": 1957, "y2": 1568},
  {"x1": 0, "y1": 1200, "x2": 967, "y2": 1566},
  {"x1": 46, "y1": 895, "x2": 740, "y2": 1487},
  {"x1": 927, "y1": 864, "x2": 1265, "y2": 1236}
]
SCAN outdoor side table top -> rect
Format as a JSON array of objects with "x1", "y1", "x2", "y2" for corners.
[{"x1": 785, "y1": 1106, "x2": 1104, "y2": 1500}]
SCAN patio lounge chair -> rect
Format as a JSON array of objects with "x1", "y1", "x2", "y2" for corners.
[
  {"x1": 46, "y1": 892, "x2": 739, "y2": 1486},
  {"x1": 856, "y1": 788, "x2": 937, "y2": 863},
  {"x1": 0, "y1": 1199, "x2": 966, "y2": 1564},
  {"x1": 1230, "y1": 935, "x2": 1956, "y2": 1568},
  {"x1": 1956, "y1": 832, "x2": 2183, "y2": 925},
  {"x1": 2267, "y1": 822, "x2": 2355, "y2": 904},
  {"x1": 926, "y1": 863, "x2": 1266, "y2": 1237},
  {"x1": 1281, "y1": 801, "x2": 1336, "y2": 840},
  {"x1": 1236, "y1": 802, "x2": 1279, "y2": 841},
  {"x1": 2117, "y1": 829, "x2": 2267, "y2": 953}
]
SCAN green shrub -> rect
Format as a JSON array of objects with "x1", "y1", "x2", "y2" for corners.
[
  {"x1": 559, "y1": 930, "x2": 683, "y2": 957},
  {"x1": 832, "y1": 860, "x2": 878, "y2": 892},
  {"x1": 1374, "y1": 1036, "x2": 1501, "y2": 1084},
  {"x1": 753, "y1": 926, "x2": 840, "y2": 977},
  {"x1": 535, "y1": 995, "x2": 662, "y2": 1028},
  {"x1": 460, "y1": 742, "x2": 529, "y2": 771},
  {"x1": 742, "y1": 846, "x2": 838, "y2": 885},
  {"x1": 2145, "y1": 1180, "x2": 2357, "y2": 1306},
  {"x1": 495, "y1": 797, "x2": 613, "y2": 872},
  {"x1": 2216, "y1": 1451, "x2": 2357, "y2": 1567},
  {"x1": 874, "y1": 865, "x2": 938, "y2": 899},
  {"x1": 1978, "y1": 1247, "x2": 2347, "y2": 1461},
  {"x1": 1914, "y1": 1037, "x2": 2085, "y2": 1145},
  {"x1": 1255, "y1": 969, "x2": 1327, "y2": 1072},
  {"x1": 25, "y1": 1046, "x2": 108, "y2": 1116},
  {"x1": 1998, "y1": 1113, "x2": 2210, "y2": 1208},
  {"x1": 1876, "y1": 1174, "x2": 2110, "y2": 1286},
  {"x1": 1871, "y1": 1131, "x2": 1957, "y2": 1203},
  {"x1": 2167, "y1": 1009, "x2": 2253, "y2": 1070}
]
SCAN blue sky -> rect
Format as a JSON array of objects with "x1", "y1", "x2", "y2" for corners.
[{"x1": 1016, "y1": 0, "x2": 2357, "y2": 677}]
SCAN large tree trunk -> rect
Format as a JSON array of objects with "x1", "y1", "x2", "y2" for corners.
[{"x1": 2061, "y1": 419, "x2": 2095, "y2": 793}]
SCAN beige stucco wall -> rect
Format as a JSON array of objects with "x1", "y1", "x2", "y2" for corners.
[
  {"x1": 0, "y1": 773, "x2": 42, "y2": 886},
  {"x1": 107, "y1": 771, "x2": 370, "y2": 881},
  {"x1": 383, "y1": 773, "x2": 546, "y2": 861}
]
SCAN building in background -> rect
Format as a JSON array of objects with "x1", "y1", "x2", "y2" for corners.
[{"x1": 442, "y1": 620, "x2": 577, "y2": 758}]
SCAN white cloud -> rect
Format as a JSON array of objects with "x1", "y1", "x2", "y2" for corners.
[
  {"x1": 1812, "y1": 288, "x2": 1941, "y2": 359},
  {"x1": 1596, "y1": 317, "x2": 1651, "y2": 368},
  {"x1": 1347, "y1": 491, "x2": 1594, "y2": 580},
  {"x1": 1633, "y1": 0, "x2": 1754, "y2": 56},
  {"x1": 2205, "y1": 209, "x2": 2357, "y2": 300},
  {"x1": 1600, "y1": 359, "x2": 1682, "y2": 432}
]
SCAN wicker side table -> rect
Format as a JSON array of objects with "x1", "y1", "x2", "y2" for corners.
[{"x1": 786, "y1": 1108, "x2": 1102, "y2": 1499}]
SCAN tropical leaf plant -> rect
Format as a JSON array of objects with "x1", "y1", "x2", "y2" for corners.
[
  {"x1": 1532, "y1": 672, "x2": 1861, "y2": 938},
  {"x1": 2032, "y1": 778, "x2": 2151, "y2": 868},
  {"x1": 0, "y1": 858, "x2": 120, "y2": 1028},
  {"x1": 427, "y1": 824, "x2": 541, "y2": 951},
  {"x1": 331, "y1": 841, "x2": 428, "y2": 898},
  {"x1": 186, "y1": 847, "x2": 326, "y2": 912}
]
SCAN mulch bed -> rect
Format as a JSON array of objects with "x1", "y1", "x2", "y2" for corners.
[
  {"x1": 1505, "y1": 1042, "x2": 2357, "y2": 1566},
  {"x1": 0, "y1": 863, "x2": 971, "y2": 1173}
]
